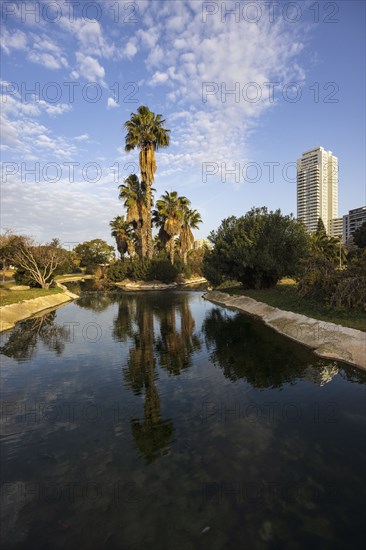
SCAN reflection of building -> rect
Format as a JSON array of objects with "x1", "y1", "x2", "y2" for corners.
[
  {"x1": 329, "y1": 217, "x2": 343, "y2": 239},
  {"x1": 193, "y1": 239, "x2": 211, "y2": 250},
  {"x1": 297, "y1": 146, "x2": 338, "y2": 234},
  {"x1": 343, "y1": 206, "x2": 366, "y2": 243}
]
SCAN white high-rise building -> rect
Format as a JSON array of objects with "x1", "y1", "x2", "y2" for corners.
[{"x1": 297, "y1": 147, "x2": 338, "y2": 234}]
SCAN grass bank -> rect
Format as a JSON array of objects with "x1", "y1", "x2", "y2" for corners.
[
  {"x1": 225, "y1": 279, "x2": 366, "y2": 332},
  {"x1": 0, "y1": 283, "x2": 63, "y2": 307}
]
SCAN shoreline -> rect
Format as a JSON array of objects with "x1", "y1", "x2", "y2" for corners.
[
  {"x1": 0, "y1": 278, "x2": 208, "y2": 331},
  {"x1": 0, "y1": 284, "x2": 79, "y2": 332},
  {"x1": 204, "y1": 291, "x2": 366, "y2": 370},
  {"x1": 113, "y1": 276, "x2": 207, "y2": 291}
]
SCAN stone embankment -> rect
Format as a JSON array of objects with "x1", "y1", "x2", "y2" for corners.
[
  {"x1": 0, "y1": 284, "x2": 79, "y2": 332},
  {"x1": 204, "y1": 291, "x2": 366, "y2": 370},
  {"x1": 113, "y1": 277, "x2": 207, "y2": 291}
]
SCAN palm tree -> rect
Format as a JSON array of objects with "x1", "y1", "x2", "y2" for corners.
[
  {"x1": 109, "y1": 215, "x2": 132, "y2": 260},
  {"x1": 180, "y1": 208, "x2": 202, "y2": 265},
  {"x1": 124, "y1": 106, "x2": 170, "y2": 259},
  {"x1": 310, "y1": 232, "x2": 346, "y2": 265},
  {"x1": 119, "y1": 174, "x2": 149, "y2": 259},
  {"x1": 153, "y1": 191, "x2": 189, "y2": 265}
]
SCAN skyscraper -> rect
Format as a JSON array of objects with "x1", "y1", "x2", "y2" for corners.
[{"x1": 297, "y1": 147, "x2": 338, "y2": 233}]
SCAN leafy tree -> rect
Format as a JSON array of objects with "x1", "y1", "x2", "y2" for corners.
[
  {"x1": 353, "y1": 220, "x2": 366, "y2": 248},
  {"x1": 316, "y1": 217, "x2": 327, "y2": 235},
  {"x1": 203, "y1": 207, "x2": 310, "y2": 289},
  {"x1": 0, "y1": 231, "x2": 26, "y2": 271},
  {"x1": 74, "y1": 239, "x2": 115, "y2": 267},
  {"x1": 124, "y1": 106, "x2": 170, "y2": 259}
]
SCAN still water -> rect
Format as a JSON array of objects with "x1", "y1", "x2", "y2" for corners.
[{"x1": 1, "y1": 290, "x2": 365, "y2": 549}]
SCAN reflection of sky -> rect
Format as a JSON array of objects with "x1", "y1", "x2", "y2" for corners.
[{"x1": 1, "y1": 291, "x2": 365, "y2": 549}]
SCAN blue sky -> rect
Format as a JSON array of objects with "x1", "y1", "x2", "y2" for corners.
[{"x1": 1, "y1": 0, "x2": 365, "y2": 249}]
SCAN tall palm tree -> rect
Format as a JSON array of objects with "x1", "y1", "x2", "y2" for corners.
[
  {"x1": 109, "y1": 215, "x2": 132, "y2": 260},
  {"x1": 180, "y1": 208, "x2": 202, "y2": 265},
  {"x1": 119, "y1": 174, "x2": 149, "y2": 259},
  {"x1": 153, "y1": 191, "x2": 189, "y2": 265},
  {"x1": 124, "y1": 106, "x2": 170, "y2": 259}
]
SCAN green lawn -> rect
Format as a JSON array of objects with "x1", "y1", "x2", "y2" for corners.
[
  {"x1": 0, "y1": 284, "x2": 63, "y2": 307},
  {"x1": 225, "y1": 280, "x2": 366, "y2": 332}
]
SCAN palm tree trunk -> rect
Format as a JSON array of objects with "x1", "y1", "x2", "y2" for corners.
[
  {"x1": 169, "y1": 238, "x2": 175, "y2": 265},
  {"x1": 145, "y1": 183, "x2": 153, "y2": 260},
  {"x1": 139, "y1": 145, "x2": 155, "y2": 260}
]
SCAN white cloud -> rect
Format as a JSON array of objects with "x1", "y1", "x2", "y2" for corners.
[
  {"x1": 75, "y1": 52, "x2": 105, "y2": 83},
  {"x1": 1, "y1": 85, "x2": 71, "y2": 118},
  {"x1": 0, "y1": 28, "x2": 27, "y2": 54},
  {"x1": 1, "y1": 89, "x2": 76, "y2": 160},
  {"x1": 57, "y1": 16, "x2": 116, "y2": 59},
  {"x1": 149, "y1": 71, "x2": 169, "y2": 86},
  {"x1": 38, "y1": 101, "x2": 71, "y2": 116},
  {"x1": 132, "y1": 1, "x2": 309, "y2": 169},
  {"x1": 27, "y1": 50, "x2": 68, "y2": 69},
  {"x1": 1, "y1": 170, "x2": 122, "y2": 247},
  {"x1": 107, "y1": 97, "x2": 119, "y2": 109},
  {"x1": 123, "y1": 39, "x2": 138, "y2": 59},
  {"x1": 74, "y1": 134, "x2": 90, "y2": 141},
  {"x1": 26, "y1": 33, "x2": 69, "y2": 69}
]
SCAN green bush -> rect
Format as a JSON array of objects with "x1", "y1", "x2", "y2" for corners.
[
  {"x1": 107, "y1": 261, "x2": 130, "y2": 282},
  {"x1": 107, "y1": 258, "x2": 178, "y2": 283},
  {"x1": 186, "y1": 248, "x2": 205, "y2": 276},
  {"x1": 297, "y1": 258, "x2": 339, "y2": 301},
  {"x1": 85, "y1": 264, "x2": 100, "y2": 275},
  {"x1": 330, "y1": 277, "x2": 366, "y2": 310},
  {"x1": 203, "y1": 208, "x2": 309, "y2": 289},
  {"x1": 148, "y1": 259, "x2": 178, "y2": 283},
  {"x1": 14, "y1": 270, "x2": 40, "y2": 287},
  {"x1": 129, "y1": 258, "x2": 150, "y2": 280}
]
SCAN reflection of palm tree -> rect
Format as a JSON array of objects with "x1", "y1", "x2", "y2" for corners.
[
  {"x1": 131, "y1": 359, "x2": 174, "y2": 464},
  {"x1": 0, "y1": 312, "x2": 69, "y2": 361},
  {"x1": 121, "y1": 298, "x2": 174, "y2": 462},
  {"x1": 155, "y1": 293, "x2": 201, "y2": 375},
  {"x1": 112, "y1": 298, "x2": 135, "y2": 343}
]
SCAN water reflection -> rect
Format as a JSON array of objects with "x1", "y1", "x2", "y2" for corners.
[
  {"x1": 1, "y1": 292, "x2": 366, "y2": 549},
  {"x1": 203, "y1": 307, "x2": 366, "y2": 387},
  {"x1": 155, "y1": 296, "x2": 201, "y2": 375},
  {"x1": 111, "y1": 293, "x2": 201, "y2": 462},
  {"x1": 0, "y1": 311, "x2": 70, "y2": 361}
]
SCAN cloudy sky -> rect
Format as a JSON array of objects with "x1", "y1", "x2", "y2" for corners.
[{"x1": 1, "y1": 0, "x2": 365, "y2": 249}]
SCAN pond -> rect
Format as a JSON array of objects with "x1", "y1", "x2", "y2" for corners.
[{"x1": 1, "y1": 290, "x2": 365, "y2": 549}]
